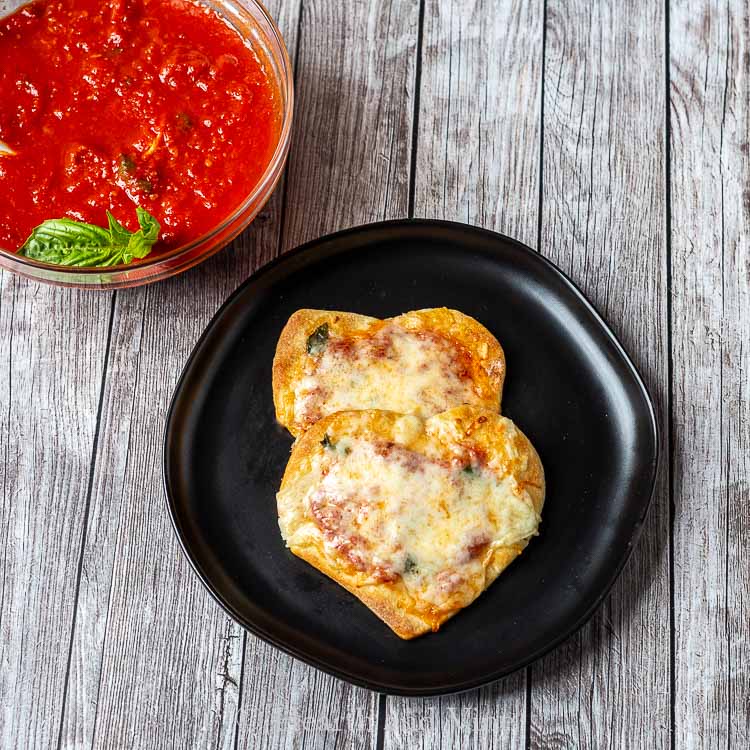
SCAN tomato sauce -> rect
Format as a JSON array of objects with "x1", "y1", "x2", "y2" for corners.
[{"x1": 0, "y1": 0, "x2": 282, "y2": 253}]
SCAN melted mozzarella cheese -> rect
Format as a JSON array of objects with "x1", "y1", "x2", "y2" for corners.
[
  {"x1": 278, "y1": 433, "x2": 540, "y2": 611},
  {"x1": 293, "y1": 323, "x2": 481, "y2": 428}
]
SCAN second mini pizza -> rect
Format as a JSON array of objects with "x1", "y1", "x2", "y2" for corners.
[{"x1": 272, "y1": 307, "x2": 506, "y2": 436}]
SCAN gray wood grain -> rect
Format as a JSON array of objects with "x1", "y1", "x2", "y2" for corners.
[
  {"x1": 56, "y1": 225, "x2": 286, "y2": 750},
  {"x1": 234, "y1": 1, "x2": 418, "y2": 747},
  {"x1": 279, "y1": 0, "x2": 417, "y2": 249},
  {"x1": 411, "y1": 0, "x2": 543, "y2": 249},
  {"x1": 383, "y1": 0, "x2": 543, "y2": 745},
  {"x1": 529, "y1": 1, "x2": 671, "y2": 747},
  {"x1": 0, "y1": 277, "x2": 112, "y2": 749},
  {"x1": 384, "y1": 682, "x2": 528, "y2": 750},
  {"x1": 4, "y1": 0, "x2": 750, "y2": 746},
  {"x1": 237, "y1": 638, "x2": 378, "y2": 749},
  {"x1": 669, "y1": 1, "x2": 750, "y2": 747}
]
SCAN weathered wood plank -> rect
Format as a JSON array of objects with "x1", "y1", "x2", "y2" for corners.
[
  {"x1": 383, "y1": 0, "x2": 543, "y2": 746},
  {"x1": 411, "y1": 0, "x2": 543, "y2": 249},
  {"x1": 57, "y1": 217, "x2": 287, "y2": 750},
  {"x1": 384, "y1": 681, "x2": 529, "y2": 750},
  {"x1": 56, "y1": 2, "x2": 301, "y2": 746},
  {"x1": 0, "y1": 276, "x2": 112, "y2": 749},
  {"x1": 278, "y1": 0, "x2": 416, "y2": 250},
  {"x1": 670, "y1": 1, "x2": 750, "y2": 747},
  {"x1": 237, "y1": 638, "x2": 378, "y2": 749},
  {"x1": 235, "y1": 1, "x2": 418, "y2": 747},
  {"x1": 529, "y1": 1, "x2": 671, "y2": 748}
]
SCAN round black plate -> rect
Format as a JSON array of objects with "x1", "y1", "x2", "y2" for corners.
[{"x1": 163, "y1": 219, "x2": 658, "y2": 696}]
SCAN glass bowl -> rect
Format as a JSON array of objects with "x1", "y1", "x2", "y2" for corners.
[{"x1": 0, "y1": 0, "x2": 293, "y2": 289}]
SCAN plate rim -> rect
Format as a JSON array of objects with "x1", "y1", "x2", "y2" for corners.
[{"x1": 162, "y1": 218, "x2": 660, "y2": 696}]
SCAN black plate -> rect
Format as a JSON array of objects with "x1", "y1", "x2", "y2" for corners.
[{"x1": 163, "y1": 219, "x2": 658, "y2": 696}]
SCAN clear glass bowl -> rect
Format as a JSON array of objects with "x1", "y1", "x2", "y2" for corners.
[{"x1": 0, "y1": 0, "x2": 293, "y2": 289}]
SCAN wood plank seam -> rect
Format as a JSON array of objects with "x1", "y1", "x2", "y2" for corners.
[
  {"x1": 232, "y1": 632, "x2": 248, "y2": 750},
  {"x1": 407, "y1": 0, "x2": 426, "y2": 220},
  {"x1": 54, "y1": 291, "x2": 118, "y2": 750},
  {"x1": 718, "y1": 15, "x2": 733, "y2": 744},
  {"x1": 376, "y1": 693, "x2": 387, "y2": 750},
  {"x1": 669, "y1": 1, "x2": 749, "y2": 746},
  {"x1": 277, "y1": 0, "x2": 307, "y2": 255},
  {"x1": 526, "y1": 0, "x2": 548, "y2": 746},
  {"x1": 88, "y1": 290, "x2": 152, "y2": 750},
  {"x1": 0, "y1": 272, "x2": 14, "y2": 637},
  {"x1": 664, "y1": 1, "x2": 676, "y2": 748}
]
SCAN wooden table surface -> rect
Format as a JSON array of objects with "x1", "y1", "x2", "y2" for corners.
[{"x1": 2, "y1": 0, "x2": 748, "y2": 747}]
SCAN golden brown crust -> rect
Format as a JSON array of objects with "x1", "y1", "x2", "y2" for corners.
[
  {"x1": 425, "y1": 404, "x2": 546, "y2": 517},
  {"x1": 277, "y1": 406, "x2": 545, "y2": 639},
  {"x1": 272, "y1": 310, "x2": 376, "y2": 434},
  {"x1": 290, "y1": 543, "x2": 435, "y2": 639},
  {"x1": 271, "y1": 308, "x2": 506, "y2": 436},
  {"x1": 291, "y1": 532, "x2": 530, "y2": 639}
]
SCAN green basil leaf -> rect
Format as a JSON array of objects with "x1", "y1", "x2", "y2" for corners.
[
  {"x1": 306, "y1": 323, "x2": 329, "y2": 355},
  {"x1": 106, "y1": 211, "x2": 132, "y2": 246},
  {"x1": 19, "y1": 207, "x2": 161, "y2": 268}
]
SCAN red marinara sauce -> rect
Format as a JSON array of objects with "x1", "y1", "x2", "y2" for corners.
[{"x1": 0, "y1": 0, "x2": 282, "y2": 253}]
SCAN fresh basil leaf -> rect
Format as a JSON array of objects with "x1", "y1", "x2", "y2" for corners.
[
  {"x1": 403, "y1": 555, "x2": 418, "y2": 574},
  {"x1": 19, "y1": 207, "x2": 160, "y2": 267},
  {"x1": 306, "y1": 323, "x2": 329, "y2": 355},
  {"x1": 127, "y1": 207, "x2": 160, "y2": 260},
  {"x1": 106, "y1": 211, "x2": 132, "y2": 245}
]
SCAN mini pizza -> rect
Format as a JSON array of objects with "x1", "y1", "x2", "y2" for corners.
[
  {"x1": 272, "y1": 308, "x2": 505, "y2": 436},
  {"x1": 276, "y1": 405, "x2": 545, "y2": 639}
]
